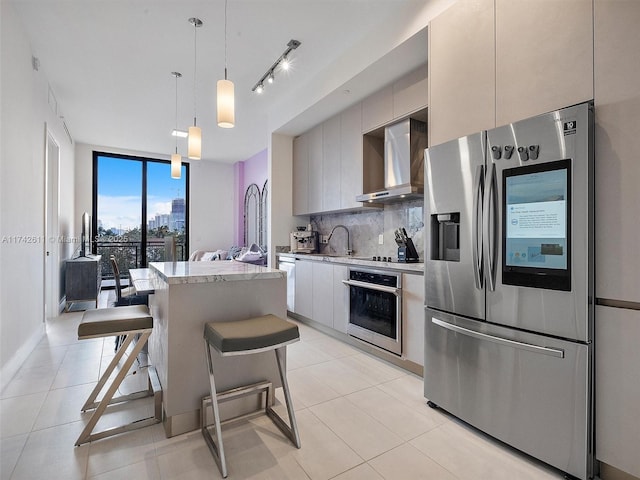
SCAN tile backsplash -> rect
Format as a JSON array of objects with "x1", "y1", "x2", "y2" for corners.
[{"x1": 308, "y1": 199, "x2": 424, "y2": 260}]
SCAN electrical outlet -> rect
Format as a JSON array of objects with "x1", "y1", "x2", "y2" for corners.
[
  {"x1": 321, "y1": 235, "x2": 328, "y2": 244},
  {"x1": 378, "y1": 234, "x2": 384, "y2": 245}
]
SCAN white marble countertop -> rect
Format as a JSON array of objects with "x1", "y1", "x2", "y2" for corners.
[
  {"x1": 277, "y1": 252, "x2": 424, "y2": 274},
  {"x1": 149, "y1": 260, "x2": 285, "y2": 285}
]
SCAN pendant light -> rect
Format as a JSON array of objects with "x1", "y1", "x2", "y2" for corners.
[
  {"x1": 171, "y1": 72, "x2": 182, "y2": 179},
  {"x1": 217, "y1": 0, "x2": 234, "y2": 128},
  {"x1": 188, "y1": 17, "x2": 203, "y2": 159}
]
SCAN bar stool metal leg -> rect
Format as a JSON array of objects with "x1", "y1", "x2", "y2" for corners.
[
  {"x1": 266, "y1": 347, "x2": 301, "y2": 448},
  {"x1": 81, "y1": 333, "x2": 136, "y2": 412},
  {"x1": 201, "y1": 315, "x2": 301, "y2": 477},
  {"x1": 202, "y1": 339, "x2": 228, "y2": 478},
  {"x1": 75, "y1": 329, "x2": 159, "y2": 446}
]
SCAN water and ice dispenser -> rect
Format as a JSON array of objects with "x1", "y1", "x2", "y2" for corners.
[{"x1": 431, "y1": 213, "x2": 460, "y2": 262}]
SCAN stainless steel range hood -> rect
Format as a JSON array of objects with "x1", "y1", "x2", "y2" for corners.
[{"x1": 357, "y1": 118, "x2": 427, "y2": 203}]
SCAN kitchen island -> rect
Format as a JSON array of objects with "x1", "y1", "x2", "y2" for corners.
[{"x1": 147, "y1": 260, "x2": 287, "y2": 437}]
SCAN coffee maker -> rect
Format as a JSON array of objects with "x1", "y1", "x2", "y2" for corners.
[{"x1": 290, "y1": 230, "x2": 318, "y2": 253}]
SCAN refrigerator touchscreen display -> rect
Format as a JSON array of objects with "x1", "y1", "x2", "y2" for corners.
[{"x1": 502, "y1": 159, "x2": 571, "y2": 291}]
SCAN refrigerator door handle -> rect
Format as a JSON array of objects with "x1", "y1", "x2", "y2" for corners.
[
  {"x1": 431, "y1": 317, "x2": 565, "y2": 358},
  {"x1": 472, "y1": 165, "x2": 484, "y2": 290},
  {"x1": 483, "y1": 162, "x2": 498, "y2": 291}
]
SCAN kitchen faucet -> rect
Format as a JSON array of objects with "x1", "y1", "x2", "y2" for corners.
[{"x1": 327, "y1": 224, "x2": 352, "y2": 256}]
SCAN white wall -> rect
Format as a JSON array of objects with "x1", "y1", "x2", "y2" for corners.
[
  {"x1": 189, "y1": 159, "x2": 236, "y2": 252},
  {"x1": 74, "y1": 143, "x2": 236, "y2": 256},
  {"x1": 1, "y1": 1, "x2": 75, "y2": 389}
]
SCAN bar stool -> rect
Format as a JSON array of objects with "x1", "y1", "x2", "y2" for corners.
[
  {"x1": 75, "y1": 305, "x2": 162, "y2": 446},
  {"x1": 202, "y1": 314, "x2": 301, "y2": 478}
]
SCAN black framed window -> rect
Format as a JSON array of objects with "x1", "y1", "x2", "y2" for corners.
[{"x1": 92, "y1": 151, "x2": 189, "y2": 278}]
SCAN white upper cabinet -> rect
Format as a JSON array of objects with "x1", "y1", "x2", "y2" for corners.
[
  {"x1": 362, "y1": 66, "x2": 428, "y2": 134},
  {"x1": 292, "y1": 133, "x2": 309, "y2": 216},
  {"x1": 495, "y1": 0, "x2": 593, "y2": 126},
  {"x1": 428, "y1": 0, "x2": 495, "y2": 146},
  {"x1": 307, "y1": 124, "x2": 324, "y2": 214},
  {"x1": 292, "y1": 106, "x2": 364, "y2": 215},
  {"x1": 393, "y1": 64, "x2": 428, "y2": 120},
  {"x1": 322, "y1": 115, "x2": 342, "y2": 212},
  {"x1": 362, "y1": 84, "x2": 393, "y2": 133},
  {"x1": 594, "y1": 0, "x2": 640, "y2": 303},
  {"x1": 428, "y1": 0, "x2": 593, "y2": 145},
  {"x1": 292, "y1": 67, "x2": 426, "y2": 215},
  {"x1": 340, "y1": 103, "x2": 363, "y2": 210}
]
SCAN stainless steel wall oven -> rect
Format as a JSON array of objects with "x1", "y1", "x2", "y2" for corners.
[{"x1": 342, "y1": 268, "x2": 402, "y2": 355}]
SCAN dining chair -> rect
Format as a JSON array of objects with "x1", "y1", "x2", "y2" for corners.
[{"x1": 110, "y1": 255, "x2": 148, "y2": 351}]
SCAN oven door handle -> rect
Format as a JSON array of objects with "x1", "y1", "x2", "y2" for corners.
[{"x1": 341, "y1": 279, "x2": 401, "y2": 296}]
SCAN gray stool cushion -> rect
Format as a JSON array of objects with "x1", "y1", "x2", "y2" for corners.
[
  {"x1": 204, "y1": 314, "x2": 299, "y2": 354},
  {"x1": 78, "y1": 305, "x2": 152, "y2": 339}
]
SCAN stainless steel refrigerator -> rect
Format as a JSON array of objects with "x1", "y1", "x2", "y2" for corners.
[{"x1": 423, "y1": 102, "x2": 594, "y2": 479}]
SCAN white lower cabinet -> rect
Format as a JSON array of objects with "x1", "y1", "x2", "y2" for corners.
[
  {"x1": 402, "y1": 273, "x2": 424, "y2": 366},
  {"x1": 596, "y1": 305, "x2": 640, "y2": 478},
  {"x1": 294, "y1": 260, "x2": 313, "y2": 319},
  {"x1": 312, "y1": 262, "x2": 334, "y2": 328},
  {"x1": 293, "y1": 259, "x2": 424, "y2": 367},
  {"x1": 295, "y1": 261, "x2": 347, "y2": 331},
  {"x1": 333, "y1": 265, "x2": 349, "y2": 333}
]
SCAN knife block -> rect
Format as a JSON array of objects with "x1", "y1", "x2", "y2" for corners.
[{"x1": 398, "y1": 238, "x2": 419, "y2": 263}]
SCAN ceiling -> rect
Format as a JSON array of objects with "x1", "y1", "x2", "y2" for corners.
[{"x1": 11, "y1": 0, "x2": 444, "y2": 163}]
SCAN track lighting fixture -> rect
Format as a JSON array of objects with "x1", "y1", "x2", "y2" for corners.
[{"x1": 251, "y1": 39, "x2": 301, "y2": 93}]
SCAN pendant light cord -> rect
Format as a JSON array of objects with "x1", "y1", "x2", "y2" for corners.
[
  {"x1": 224, "y1": 0, "x2": 228, "y2": 80},
  {"x1": 193, "y1": 21, "x2": 197, "y2": 126},
  {"x1": 175, "y1": 74, "x2": 179, "y2": 154}
]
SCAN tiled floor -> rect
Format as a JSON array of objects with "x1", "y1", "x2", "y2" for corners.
[{"x1": 1, "y1": 295, "x2": 565, "y2": 479}]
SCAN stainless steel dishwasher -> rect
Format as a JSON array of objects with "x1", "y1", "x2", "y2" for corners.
[{"x1": 278, "y1": 256, "x2": 295, "y2": 312}]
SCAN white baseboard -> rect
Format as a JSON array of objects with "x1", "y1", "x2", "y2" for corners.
[{"x1": 0, "y1": 325, "x2": 45, "y2": 393}]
